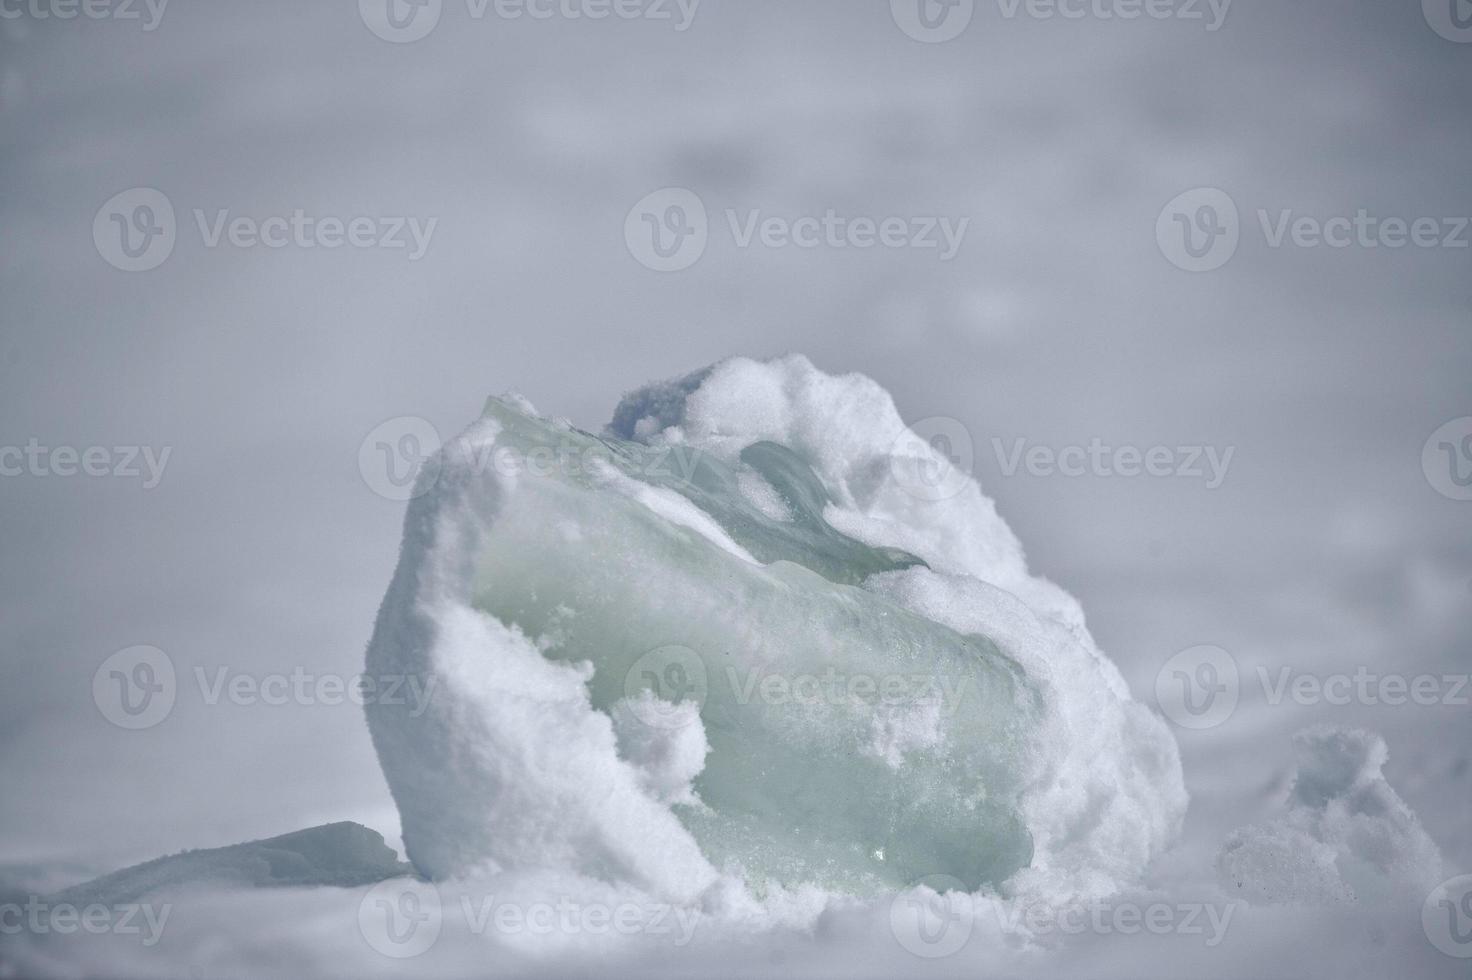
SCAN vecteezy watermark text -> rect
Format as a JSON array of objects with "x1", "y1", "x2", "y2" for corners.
[
  {"x1": 358, "y1": 414, "x2": 710, "y2": 501},
  {"x1": 994, "y1": 0, "x2": 1230, "y2": 29},
  {"x1": 888, "y1": 875, "x2": 1238, "y2": 958},
  {"x1": 724, "y1": 209, "x2": 969, "y2": 261},
  {"x1": 619, "y1": 643, "x2": 977, "y2": 731},
  {"x1": 1156, "y1": 645, "x2": 1472, "y2": 729},
  {"x1": 0, "y1": 898, "x2": 170, "y2": 946},
  {"x1": 889, "y1": 0, "x2": 1231, "y2": 43},
  {"x1": 359, "y1": 0, "x2": 701, "y2": 44},
  {"x1": 93, "y1": 188, "x2": 438, "y2": 272},
  {"x1": 193, "y1": 210, "x2": 437, "y2": 260},
  {"x1": 0, "y1": 0, "x2": 168, "y2": 30},
  {"x1": 0, "y1": 440, "x2": 171, "y2": 488},
  {"x1": 92, "y1": 645, "x2": 438, "y2": 730},
  {"x1": 1157, "y1": 187, "x2": 1469, "y2": 272},
  {"x1": 1257, "y1": 667, "x2": 1471, "y2": 709},
  {"x1": 984, "y1": 895, "x2": 1236, "y2": 945},
  {"x1": 992, "y1": 438, "x2": 1235, "y2": 488},
  {"x1": 723, "y1": 665, "x2": 971, "y2": 716},
  {"x1": 356, "y1": 880, "x2": 700, "y2": 958},
  {"x1": 193, "y1": 666, "x2": 437, "y2": 716},
  {"x1": 623, "y1": 188, "x2": 969, "y2": 272}
]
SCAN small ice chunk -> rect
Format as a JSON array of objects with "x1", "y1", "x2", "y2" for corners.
[
  {"x1": 1218, "y1": 727, "x2": 1442, "y2": 905},
  {"x1": 47, "y1": 823, "x2": 412, "y2": 907}
]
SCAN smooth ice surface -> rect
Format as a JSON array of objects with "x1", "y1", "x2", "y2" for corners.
[
  {"x1": 468, "y1": 400, "x2": 1040, "y2": 892},
  {"x1": 365, "y1": 356, "x2": 1187, "y2": 900}
]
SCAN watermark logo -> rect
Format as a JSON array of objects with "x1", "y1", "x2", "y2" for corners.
[
  {"x1": 359, "y1": 879, "x2": 442, "y2": 958},
  {"x1": 625, "y1": 187, "x2": 708, "y2": 272},
  {"x1": 1155, "y1": 644, "x2": 1238, "y2": 729},
  {"x1": 93, "y1": 645, "x2": 176, "y2": 730},
  {"x1": 1423, "y1": 875, "x2": 1472, "y2": 958},
  {"x1": 889, "y1": 417, "x2": 974, "y2": 502},
  {"x1": 889, "y1": 874, "x2": 973, "y2": 957},
  {"x1": 623, "y1": 645, "x2": 708, "y2": 728},
  {"x1": 891, "y1": 0, "x2": 974, "y2": 42},
  {"x1": 94, "y1": 188, "x2": 176, "y2": 272},
  {"x1": 359, "y1": 416, "x2": 444, "y2": 502},
  {"x1": 1422, "y1": 417, "x2": 1472, "y2": 501},
  {"x1": 1157, "y1": 187, "x2": 1238, "y2": 272},
  {"x1": 359, "y1": 0, "x2": 442, "y2": 42},
  {"x1": 1424, "y1": 0, "x2": 1472, "y2": 42}
]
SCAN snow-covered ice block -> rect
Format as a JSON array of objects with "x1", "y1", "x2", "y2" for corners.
[{"x1": 366, "y1": 356, "x2": 1185, "y2": 900}]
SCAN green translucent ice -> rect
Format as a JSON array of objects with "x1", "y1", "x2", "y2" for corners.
[{"x1": 471, "y1": 399, "x2": 1039, "y2": 893}]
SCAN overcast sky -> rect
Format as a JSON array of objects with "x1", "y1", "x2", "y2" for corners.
[{"x1": 1, "y1": 0, "x2": 1469, "y2": 889}]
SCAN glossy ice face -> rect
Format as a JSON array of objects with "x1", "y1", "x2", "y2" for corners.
[{"x1": 469, "y1": 399, "x2": 1039, "y2": 893}]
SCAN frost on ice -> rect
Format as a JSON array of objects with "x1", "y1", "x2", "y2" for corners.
[{"x1": 364, "y1": 356, "x2": 1188, "y2": 900}]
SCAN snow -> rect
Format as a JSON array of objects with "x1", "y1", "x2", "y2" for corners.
[{"x1": 1218, "y1": 727, "x2": 1442, "y2": 906}]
